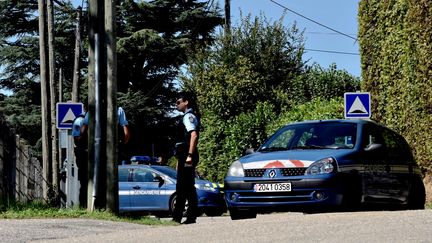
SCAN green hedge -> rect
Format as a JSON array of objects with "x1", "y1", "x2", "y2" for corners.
[
  {"x1": 359, "y1": 0, "x2": 432, "y2": 174},
  {"x1": 197, "y1": 98, "x2": 343, "y2": 182}
]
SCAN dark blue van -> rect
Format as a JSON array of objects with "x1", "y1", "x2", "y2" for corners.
[{"x1": 224, "y1": 119, "x2": 426, "y2": 220}]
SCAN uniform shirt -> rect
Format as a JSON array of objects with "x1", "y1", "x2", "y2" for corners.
[
  {"x1": 83, "y1": 107, "x2": 129, "y2": 126},
  {"x1": 183, "y1": 108, "x2": 199, "y2": 133},
  {"x1": 72, "y1": 114, "x2": 85, "y2": 137}
]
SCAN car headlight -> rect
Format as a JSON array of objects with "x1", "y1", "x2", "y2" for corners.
[
  {"x1": 305, "y1": 157, "x2": 337, "y2": 175},
  {"x1": 195, "y1": 183, "x2": 217, "y2": 192},
  {"x1": 227, "y1": 160, "x2": 244, "y2": 177}
]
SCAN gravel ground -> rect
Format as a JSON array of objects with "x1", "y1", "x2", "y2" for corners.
[{"x1": 1, "y1": 209, "x2": 431, "y2": 243}]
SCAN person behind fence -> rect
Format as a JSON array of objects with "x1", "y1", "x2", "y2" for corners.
[
  {"x1": 81, "y1": 106, "x2": 131, "y2": 162},
  {"x1": 172, "y1": 92, "x2": 200, "y2": 224},
  {"x1": 72, "y1": 99, "x2": 88, "y2": 208}
]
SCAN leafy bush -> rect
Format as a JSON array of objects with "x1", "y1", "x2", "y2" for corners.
[
  {"x1": 267, "y1": 97, "x2": 345, "y2": 135},
  {"x1": 198, "y1": 102, "x2": 276, "y2": 182},
  {"x1": 197, "y1": 98, "x2": 344, "y2": 182}
]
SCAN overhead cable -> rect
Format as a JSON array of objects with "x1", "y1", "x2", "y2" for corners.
[
  {"x1": 305, "y1": 48, "x2": 359, "y2": 55},
  {"x1": 269, "y1": 0, "x2": 358, "y2": 42}
]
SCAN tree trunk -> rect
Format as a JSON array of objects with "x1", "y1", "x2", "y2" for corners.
[
  {"x1": 105, "y1": 0, "x2": 118, "y2": 214},
  {"x1": 59, "y1": 68, "x2": 63, "y2": 103},
  {"x1": 37, "y1": 0, "x2": 52, "y2": 202},
  {"x1": 47, "y1": 0, "x2": 59, "y2": 203},
  {"x1": 58, "y1": 68, "x2": 64, "y2": 170},
  {"x1": 72, "y1": 7, "x2": 82, "y2": 102}
]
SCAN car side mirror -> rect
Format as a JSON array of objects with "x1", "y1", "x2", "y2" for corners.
[
  {"x1": 153, "y1": 176, "x2": 165, "y2": 184},
  {"x1": 243, "y1": 148, "x2": 255, "y2": 156},
  {"x1": 364, "y1": 143, "x2": 383, "y2": 152}
]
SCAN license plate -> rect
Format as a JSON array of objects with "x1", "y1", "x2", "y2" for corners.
[{"x1": 253, "y1": 183, "x2": 291, "y2": 192}]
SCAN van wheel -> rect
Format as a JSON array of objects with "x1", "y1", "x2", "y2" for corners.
[
  {"x1": 229, "y1": 208, "x2": 256, "y2": 220},
  {"x1": 407, "y1": 178, "x2": 425, "y2": 210}
]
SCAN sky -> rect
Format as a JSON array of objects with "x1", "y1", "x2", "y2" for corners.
[
  {"x1": 224, "y1": 0, "x2": 361, "y2": 77},
  {"x1": 70, "y1": 0, "x2": 361, "y2": 77}
]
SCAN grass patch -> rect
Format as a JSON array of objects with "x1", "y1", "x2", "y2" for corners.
[
  {"x1": 425, "y1": 202, "x2": 432, "y2": 209},
  {"x1": 0, "y1": 201, "x2": 177, "y2": 226}
]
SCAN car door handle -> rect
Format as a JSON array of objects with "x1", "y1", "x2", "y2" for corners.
[{"x1": 133, "y1": 186, "x2": 141, "y2": 190}]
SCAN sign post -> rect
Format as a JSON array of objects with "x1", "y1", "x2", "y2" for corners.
[
  {"x1": 344, "y1": 92, "x2": 371, "y2": 119},
  {"x1": 56, "y1": 102, "x2": 83, "y2": 207}
]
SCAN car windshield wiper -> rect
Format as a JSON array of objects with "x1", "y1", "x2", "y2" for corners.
[
  {"x1": 259, "y1": 146, "x2": 288, "y2": 152},
  {"x1": 292, "y1": 145, "x2": 328, "y2": 150}
]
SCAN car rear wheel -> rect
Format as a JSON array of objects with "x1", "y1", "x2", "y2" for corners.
[
  {"x1": 229, "y1": 208, "x2": 256, "y2": 220},
  {"x1": 407, "y1": 177, "x2": 426, "y2": 210}
]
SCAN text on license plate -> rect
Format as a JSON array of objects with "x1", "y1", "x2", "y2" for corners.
[{"x1": 253, "y1": 183, "x2": 291, "y2": 192}]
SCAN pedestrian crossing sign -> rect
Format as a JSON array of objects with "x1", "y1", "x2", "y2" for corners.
[
  {"x1": 56, "y1": 102, "x2": 84, "y2": 129},
  {"x1": 344, "y1": 92, "x2": 371, "y2": 119}
]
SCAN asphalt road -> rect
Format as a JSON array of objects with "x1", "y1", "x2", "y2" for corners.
[{"x1": 1, "y1": 209, "x2": 431, "y2": 243}]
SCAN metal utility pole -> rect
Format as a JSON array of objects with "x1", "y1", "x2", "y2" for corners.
[
  {"x1": 37, "y1": 0, "x2": 52, "y2": 202},
  {"x1": 47, "y1": 0, "x2": 59, "y2": 202},
  {"x1": 72, "y1": 6, "x2": 82, "y2": 102},
  {"x1": 105, "y1": 0, "x2": 118, "y2": 214},
  {"x1": 225, "y1": 0, "x2": 231, "y2": 36}
]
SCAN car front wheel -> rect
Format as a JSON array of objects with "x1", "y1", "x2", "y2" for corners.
[
  {"x1": 229, "y1": 208, "x2": 256, "y2": 220},
  {"x1": 170, "y1": 194, "x2": 188, "y2": 216},
  {"x1": 204, "y1": 208, "x2": 225, "y2": 217}
]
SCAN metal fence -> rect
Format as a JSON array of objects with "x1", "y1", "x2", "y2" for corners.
[{"x1": 0, "y1": 113, "x2": 44, "y2": 204}]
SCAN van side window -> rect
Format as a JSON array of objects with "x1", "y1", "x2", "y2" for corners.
[
  {"x1": 362, "y1": 124, "x2": 382, "y2": 149},
  {"x1": 381, "y1": 128, "x2": 411, "y2": 162}
]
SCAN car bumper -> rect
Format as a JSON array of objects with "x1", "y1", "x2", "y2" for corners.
[
  {"x1": 197, "y1": 190, "x2": 226, "y2": 209},
  {"x1": 224, "y1": 173, "x2": 344, "y2": 209}
]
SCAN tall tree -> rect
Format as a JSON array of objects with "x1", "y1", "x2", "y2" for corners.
[
  {"x1": 37, "y1": 0, "x2": 52, "y2": 202},
  {"x1": 0, "y1": 1, "x2": 222, "y2": 159},
  {"x1": 47, "y1": 0, "x2": 59, "y2": 201},
  {"x1": 71, "y1": 7, "x2": 82, "y2": 102},
  {"x1": 0, "y1": 0, "x2": 81, "y2": 147},
  {"x1": 114, "y1": 0, "x2": 223, "y2": 156},
  {"x1": 182, "y1": 14, "x2": 360, "y2": 181}
]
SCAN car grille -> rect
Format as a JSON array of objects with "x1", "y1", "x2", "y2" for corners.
[
  {"x1": 280, "y1": 168, "x2": 307, "y2": 176},
  {"x1": 234, "y1": 191, "x2": 312, "y2": 203},
  {"x1": 244, "y1": 169, "x2": 266, "y2": 177},
  {"x1": 244, "y1": 168, "x2": 307, "y2": 177}
]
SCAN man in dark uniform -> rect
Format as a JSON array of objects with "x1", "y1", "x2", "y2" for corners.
[
  {"x1": 172, "y1": 92, "x2": 200, "y2": 224},
  {"x1": 72, "y1": 99, "x2": 88, "y2": 207}
]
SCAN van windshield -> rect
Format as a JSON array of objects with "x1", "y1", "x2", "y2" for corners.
[{"x1": 259, "y1": 122, "x2": 357, "y2": 151}]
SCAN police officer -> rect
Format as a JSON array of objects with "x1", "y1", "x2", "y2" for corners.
[
  {"x1": 81, "y1": 106, "x2": 130, "y2": 163},
  {"x1": 81, "y1": 107, "x2": 130, "y2": 147},
  {"x1": 172, "y1": 92, "x2": 200, "y2": 224},
  {"x1": 72, "y1": 99, "x2": 88, "y2": 207}
]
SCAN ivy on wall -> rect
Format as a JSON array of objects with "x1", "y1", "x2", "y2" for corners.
[{"x1": 359, "y1": 0, "x2": 432, "y2": 173}]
